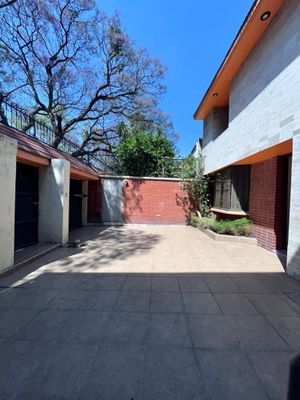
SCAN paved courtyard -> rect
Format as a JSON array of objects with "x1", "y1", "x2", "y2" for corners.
[{"x1": 1, "y1": 225, "x2": 300, "y2": 399}]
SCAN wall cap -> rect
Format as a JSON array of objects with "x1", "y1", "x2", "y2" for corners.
[{"x1": 98, "y1": 175, "x2": 182, "y2": 182}]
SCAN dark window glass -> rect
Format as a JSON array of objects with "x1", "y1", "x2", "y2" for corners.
[{"x1": 213, "y1": 166, "x2": 250, "y2": 211}]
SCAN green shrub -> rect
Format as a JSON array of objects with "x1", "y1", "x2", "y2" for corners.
[
  {"x1": 190, "y1": 214, "x2": 201, "y2": 226},
  {"x1": 196, "y1": 216, "x2": 252, "y2": 237}
]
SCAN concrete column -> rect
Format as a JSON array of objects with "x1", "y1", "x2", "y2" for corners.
[
  {"x1": 39, "y1": 159, "x2": 70, "y2": 244},
  {"x1": 82, "y1": 180, "x2": 88, "y2": 225},
  {"x1": 287, "y1": 133, "x2": 300, "y2": 279},
  {"x1": 0, "y1": 134, "x2": 17, "y2": 272}
]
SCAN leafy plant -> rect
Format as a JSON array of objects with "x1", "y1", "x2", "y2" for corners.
[
  {"x1": 196, "y1": 216, "x2": 252, "y2": 237},
  {"x1": 180, "y1": 156, "x2": 209, "y2": 217},
  {"x1": 115, "y1": 127, "x2": 176, "y2": 177}
]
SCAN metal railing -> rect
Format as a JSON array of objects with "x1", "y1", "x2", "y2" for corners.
[{"x1": 0, "y1": 99, "x2": 114, "y2": 172}]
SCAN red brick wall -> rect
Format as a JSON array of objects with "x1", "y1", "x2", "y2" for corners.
[
  {"x1": 249, "y1": 157, "x2": 287, "y2": 250},
  {"x1": 122, "y1": 178, "x2": 191, "y2": 224}
]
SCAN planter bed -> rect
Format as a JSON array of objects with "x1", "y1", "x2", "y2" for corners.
[{"x1": 191, "y1": 224, "x2": 257, "y2": 245}]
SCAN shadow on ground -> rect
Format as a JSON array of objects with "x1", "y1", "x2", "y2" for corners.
[{"x1": 1, "y1": 268, "x2": 300, "y2": 399}]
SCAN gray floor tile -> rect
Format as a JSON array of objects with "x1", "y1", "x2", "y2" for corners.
[
  {"x1": 268, "y1": 316, "x2": 300, "y2": 350},
  {"x1": 78, "y1": 344, "x2": 145, "y2": 400},
  {"x1": 17, "y1": 341, "x2": 97, "y2": 399},
  {"x1": 16, "y1": 309, "x2": 110, "y2": 344},
  {"x1": 21, "y1": 272, "x2": 76, "y2": 289},
  {"x1": 123, "y1": 275, "x2": 151, "y2": 291},
  {"x1": 248, "y1": 351, "x2": 295, "y2": 400},
  {"x1": 0, "y1": 340, "x2": 39, "y2": 398},
  {"x1": 0, "y1": 287, "x2": 61, "y2": 309},
  {"x1": 152, "y1": 276, "x2": 180, "y2": 292},
  {"x1": 257, "y1": 275, "x2": 300, "y2": 294},
  {"x1": 215, "y1": 293, "x2": 259, "y2": 316},
  {"x1": 0, "y1": 307, "x2": 40, "y2": 339},
  {"x1": 227, "y1": 316, "x2": 289, "y2": 352},
  {"x1": 179, "y1": 277, "x2": 210, "y2": 293},
  {"x1": 188, "y1": 314, "x2": 239, "y2": 349},
  {"x1": 69, "y1": 274, "x2": 126, "y2": 291},
  {"x1": 47, "y1": 289, "x2": 88, "y2": 309},
  {"x1": 183, "y1": 293, "x2": 221, "y2": 314},
  {"x1": 114, "y1": 291, "x2": 150, "y2": 312},
  {"x1": 205, "y1": 277, "x2": 240, "y2": 293},
  {"x1": 196, "y1": 349, "x2": 268, "y2": 400},
  {"x1": 103, "y1": 312, "x2": 148, "y2": 344},
  {"x1": 231, "y1": 276, "x2": 270, "y2": 294},
  {"x1": 151, "y1": 292, "x2": 184, "y2": 313},
  {"x1": 247, "y1": 294, "x2": 299, "y2": 316},
  {"x1": 80, "y1": 290, "x2": 119, "y2": 311},
  {"x1": 142, "y1": 346, "x2": 203, "y2": 400},
  {"x1": 147, "y1": 313, "x2": 192, "y2": 347}
]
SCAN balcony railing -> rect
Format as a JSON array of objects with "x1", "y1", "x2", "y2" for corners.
[{"x1": 0, "y1": 99, "x2": 114, "y2": 171}]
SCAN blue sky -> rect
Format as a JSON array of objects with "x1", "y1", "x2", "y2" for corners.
[{"x1": 99, "y1": 0, "x2": 253, "y2": 156}]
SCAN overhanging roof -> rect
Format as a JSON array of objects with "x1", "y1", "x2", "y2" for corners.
[
  {"x1": 0, "y1": 123, "x2": 99, "y2": 180},
  {"x1": 194, "y1": 0, "x2": 285, "y2": 120}
]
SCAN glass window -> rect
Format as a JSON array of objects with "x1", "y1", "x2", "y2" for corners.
[{"x1": 213, "y1": 166, "x2": 250, "y2": 211}]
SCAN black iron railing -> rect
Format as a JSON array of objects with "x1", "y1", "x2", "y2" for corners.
[{"x1": 0, "y1": 99, "x2": 114, "y2": 171}]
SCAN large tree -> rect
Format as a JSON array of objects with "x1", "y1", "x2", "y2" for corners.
[
  {"x1": 0, "y1": 0, "x2": 167, "y2": 157},
  {"x1": 115, "y1": 124, "x2": 176, "y2": 177}
]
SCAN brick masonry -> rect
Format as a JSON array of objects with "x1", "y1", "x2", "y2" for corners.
[
  {"x1": 122, "y1": 178, "x2": 191, "y2": 224},
  {"x1": 249, "y1": 156, "x2": 288, "y2": 250}
]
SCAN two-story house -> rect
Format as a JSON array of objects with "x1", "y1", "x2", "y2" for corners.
[{"x1": 194, "y1": 0, "x2": 300, "y2": 279}]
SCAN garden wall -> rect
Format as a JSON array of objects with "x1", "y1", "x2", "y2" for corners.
[
  {"x1": 88, "y1": 176, "x2": 191, "y2": 225},
  {"x1": 122, "y1": 178, "x2": 190, "y2": 224}
]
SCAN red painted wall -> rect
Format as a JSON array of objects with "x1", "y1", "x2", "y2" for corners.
[
  {"x1": 122, "y1": 178, "x2": 191, "y2": 224},
  {"x1": 249, "y1": 156, "x2": 288, "y2": 250},
  {"x1": 87, "y1": 180, "x2": 102, "y2": 223}
]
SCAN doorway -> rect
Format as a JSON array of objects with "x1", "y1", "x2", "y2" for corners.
[{"x1": 15, "y1": 163, "x2": 39, "y2": 250}]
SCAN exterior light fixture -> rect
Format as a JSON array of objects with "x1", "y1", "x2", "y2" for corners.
[
  {"x1": 213, "y1": 92, "x2": 218, "y2": 97},
  {"x1": 260, "y1": 11, "x2": 271, "y2": 21}
]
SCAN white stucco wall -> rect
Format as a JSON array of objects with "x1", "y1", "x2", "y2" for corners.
[
  {"x1": 39, "y1": 159, "x2": 70, "y2": 244},
  {"x1": 202, "y1": 0, "x2": 300, "y2": 174},
  {"x1": 287, "y1": 133, "x2": 300, "y2": 279},
  {"x1": 0, "y1": 134, "x2": 17, "y2": 272}
]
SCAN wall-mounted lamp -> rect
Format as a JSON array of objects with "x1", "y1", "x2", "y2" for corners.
[{"x1": 260, "y1": 11, "x2": 271, "y2": 21}]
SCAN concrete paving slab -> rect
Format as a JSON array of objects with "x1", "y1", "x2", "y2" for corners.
[
  {"x1": 183, "y1": 293, "x2": 222, "y2": 314},
  {"x1": 114, "y1": 291, "x2": 150, "y2": 312},
  {"x1": 103, "y1": 312, "x2": 148, "y2": 344},
  {"x1": 196, "y1": 349, "x2": 269, "y2": 400},
  {"x1": 0, "y1": 307, "x2": 39, "y2": 340},
  {"x1": 214, "y1": 293, "x2": 260, "y2": 316},
  {"x1": 150, "y1": 292, "x2": 184, "y2": 313},
  {"x1": 47, "y1": 288, "x2": 89, "y2": 310},
  {"x1": 247, "y1": 294, "x2": 299, "y2": 316},
  {"x1": 123, "y1": 275, "x2": 151, "y2": 291},
  {"x1": 142, "y1": 346, "x2": 204, "y2": 400},
  {"x1": 188, "y1": 314, "x2": 239, "y2": 349},
  {"x1": 268, "y1": 316, "x2": 300, "y2": 350},
  {"x1": 146, "y1": 313, "x2": 192, "y2": 347},
  {"x1": 151, "y1": 275, "x2": 180, "y2": 292},
  {"x1": 0, "y1": 287, "x2": 61, "y2": 309},
  {"x1": 17, "y1": 341, "x2": 97, "y2": 400},
  {"x1": 15, "y1": 309, "x2": 110, "y2": 344},
  {"x1": 78, "y1": 344, "x2": 145, "y2": 400},
  {"x1": 227, "y1": 316, "x2": 290, "y2": 352},
  {"x1": 204, "y1": 276, "x2": 241, "y2": 293},
  {"x1": 179, "y1": 276, "x2": 210, "y2": 293},
  {"x1": 80, "y1": 290, "x2": 120, "y2": 311},
  {"x1": 248, "y1": 351, "x2": 295, "y2": 400},
  {"x1": 0, "y1": 225, "x2": 299, "y2": 399}
]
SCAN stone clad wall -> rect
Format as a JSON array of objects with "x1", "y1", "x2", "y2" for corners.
[{"x1": 202, "y1": 0, "x2": 300, "y2": 174}]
